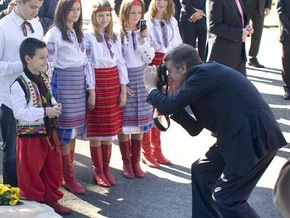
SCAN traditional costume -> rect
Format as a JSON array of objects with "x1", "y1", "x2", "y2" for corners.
[
  {"x1": 44, "y1": 26, "x2": 94, "y2": 195},
  {"x1": 84, "y1": 28, "x2": 128, "y2": 186},
  {"x1": 142, "y1": 15, "x2": 182, "y2": 167},
  {"x1": 118, "y1": 28, "x2": 155, "y2": 178}
]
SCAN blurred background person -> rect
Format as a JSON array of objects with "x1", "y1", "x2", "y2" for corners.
[
  {"x1": 0, "y1": 0, "x2": 16, "y2": 19},
  {"x1": 36, "y1": 0, "x2": 58, "y2": 34},
  {"x1": 242, "y1": 0, "x2": 272, "y2": 68},
  {"x1": 277, "y1": 0, "x2": 290, "y2": 100}
]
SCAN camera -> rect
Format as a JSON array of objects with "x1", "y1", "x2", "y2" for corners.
[
  {"x1": 140, "y1": 19, "x2": 146, "y2": 32},
  {"x1": 157, "y1": 63, "x2": 168, "y2": 91},
  {"x1": 154, "y1": 63, "x2": 171, "y2": 131}
]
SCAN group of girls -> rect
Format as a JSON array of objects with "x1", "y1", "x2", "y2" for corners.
[{"x1": 43, "y1": 0, "x2": 182, "y2": 195}]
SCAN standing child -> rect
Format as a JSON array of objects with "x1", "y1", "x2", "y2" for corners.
[
  {"x1": 118, "y1": 0, "x2": 155, "y2": 179},
  {"x1": 142, "y1": 0, "x2": 182, "y2": 168},
  {"x1": 85, "y1": 0, "x2": 128, "y2": 187},
  {"x1": 0, "y1": 0, "x2": 44, "y2": 187},
  {"x1": 10, "y1": 38, "x2": 71, "y2": 215},
  {"x1": 44, "y1": 0, "x2": 95, "y2": 195}
]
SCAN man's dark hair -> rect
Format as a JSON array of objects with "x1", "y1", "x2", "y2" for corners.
[
  {"x1": 19, "y1": 37, "x2": 47, "y2": 67},
  {"x1": 164, "y1": 43, "x2": 203, "y2": 70}
]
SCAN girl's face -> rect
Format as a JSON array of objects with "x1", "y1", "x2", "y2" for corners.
[
  {"x1": 155, "y1": 0, "x2": 168, "y2": 13},
  {"x1": 96, "y1": 11, "x2": 111, "y2": 32},
  {"x1": 128, "y1": 5, "x2": 142, "y2": 29},
  {"x1": 66, "y1": 2, "x2": 81, "y2": 24}
]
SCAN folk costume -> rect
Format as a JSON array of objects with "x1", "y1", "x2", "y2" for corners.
[
  {"x1": 10, "y1": 68, "x2": 63, "y2": 205},
  {"x1": 119, "y1": 28, "x2": 155, "y2": 178},
  {"x1": 142, "y1": 15, "x2": 182, "y2": 167},
  {"x1": 84, "y1": 29, "x2": 128, "y2": 186},
  {"x1": 44, "y1": 26, "x2": 94, "y2": 194},
  {"x1": 0, "y1": 9, "x2": 43, "y2": 187}
]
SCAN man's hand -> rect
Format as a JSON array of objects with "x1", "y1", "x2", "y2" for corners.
[
  {"x1": 144, "y1": 66, "x2": 158, "y2": 93},
  {"x1": 264, "y1": 8, "x2": 271, "y2": 17},
  {"x1": 188, "y1": 9, "x2": 205, "y2": 23}
]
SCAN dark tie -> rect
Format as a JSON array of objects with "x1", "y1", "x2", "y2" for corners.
[
  {"x1": 104, "y1": 34, "x2": 114, "y2": 58},
  {"x1": 131, "y1": 31, "x2": 137, "y2": 50},
  {"x1": 160, "y1": 21, "x2": 168, "y2": 48},
  {"x1": 22, "y1": 21, "x2": 35, "y2": 36}
]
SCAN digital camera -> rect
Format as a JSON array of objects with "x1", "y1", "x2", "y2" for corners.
[{"x1": 157, "y1": 63, "x2": 168, "y2": 91}]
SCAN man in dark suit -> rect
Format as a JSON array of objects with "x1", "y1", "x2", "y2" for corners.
[
  {"x1": 180, "y1": 0, "x2": 207, "y2": 61},
  {"x1": 207, "y1": 0, "x2": 253, "y2": 76},
  {"x1": 242, "y1": 0, "x2": 272, "y2": 68},
  {"x1": 144, "y1": 43, "x2": 287, "y2": 217},
  {"x1": 277, "y1": 0, "x2": 290, "y2": 100}
]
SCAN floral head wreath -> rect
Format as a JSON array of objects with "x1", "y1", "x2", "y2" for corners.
[{"x1": 92, "y1": 6, "x2": 114, "y2": 13}]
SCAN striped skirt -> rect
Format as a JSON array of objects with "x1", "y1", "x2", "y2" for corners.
[
  {"x1": 150, "y1": 52, "x2": 165, "y2": 66},
  {"x1": 86, "y1": 66, "x2": 122, "y2": 138},
  {"x1": 122, "y1": 64, "x2": 153, "y2": 133},
  {"x1": 51, "y1": 67, "x2": 86, "y2": 129}
]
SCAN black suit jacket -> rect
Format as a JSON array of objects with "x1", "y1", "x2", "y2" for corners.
[
  {"x1": 242, "y1": 0, "x2": 272, "y2": 16},
  {"x1": 206, "y1": 0, "x2": 248, "y2": 72},
  {"x1": 147, "y1": 62, "x2": 286, "y2": 176},
  {"x1": 277, "y1": 0, "x2": 290, "y2": 42}
]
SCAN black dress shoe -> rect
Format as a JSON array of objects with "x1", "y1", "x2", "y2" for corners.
[
  {"x1": 283, "y1": 92, "x2": 290, "y2": 100},
  {"x1": 248, "y1": 57, "x2": 265, "y2": 68}
]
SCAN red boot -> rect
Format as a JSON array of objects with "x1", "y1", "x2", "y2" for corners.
[
  {"x1": 151, "y1": 127, "x2": 171, "y2": 165},
  {"x1": 141, "y1": 131, "x2": 160, "y2": 168},
  {"x1": 131, "y1": 139, "x2": 145, "y2": 177},
  {"x1": 119, "y1": 141, "x2": 134, "y2": 179},
  {"x1": 62, "y1": 154, "x2": 85, "y2": 195},
  {"x1": 102, "y1": 144, "x2": 116, "y2": 185},
  {"x1": 90, "y1": 146, "x2": 111, "y2": 187},
  {"x1": 46, "y1": 201, "x2": 72, "y2": 215}
]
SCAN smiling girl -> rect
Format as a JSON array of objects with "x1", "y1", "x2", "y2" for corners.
[
  {"x1": 44, "y1": 0, "x2": 95, "y2": 195},
  {"x1": 84, "y1": 0, "x2": 128, "y2": 187},
  {"x1": 117, "y1": 0, "x2": 155, "y2": 179}
]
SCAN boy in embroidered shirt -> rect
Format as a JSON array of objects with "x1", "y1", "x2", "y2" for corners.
[
  {"x1": 0, "y1": 0, "x2": 44, "y2": 188},
  {"x1": 10, "y1": 38, "x2": 71, "y2": 215}
]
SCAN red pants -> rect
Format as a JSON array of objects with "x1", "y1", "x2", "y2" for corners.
[{"x1": 17, "y1": 137, "x2": 63, "y2": 203}]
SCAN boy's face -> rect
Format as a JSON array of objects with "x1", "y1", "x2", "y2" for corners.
[
  {"x1": 17, "y1": 0, "x2": 43, "y2": 20},
  {"x1": 25, "y1": 47, "x2": 48, "y2": 74}
]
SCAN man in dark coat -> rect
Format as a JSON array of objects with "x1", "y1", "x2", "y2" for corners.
[
  {"x1": 277, "y1": 0, "x2": 290, "y2": 100},
  {"x1": 206, "y1": 0, "x2": 253, "y2": 76},
  {"x1": 242, "y1": 0, "x2": 272, "y2": 68},
  {"x1": 144, "y1": 43, "x2": 287, "y2": 217},
  {"x1": 37, "y1": 0, "x2": 58, "y2": 34}
]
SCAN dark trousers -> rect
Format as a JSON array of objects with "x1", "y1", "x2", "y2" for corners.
[
  {"x1": 191, "y1": 144, "x2": 277, "y2": 218},
  {"x1": 248, "y1": 11, "x2": 264, "y2": 58},
  {"x1": 282, "y1": 41, "x2": 290, "y2": 90},
  {"x1": 0, "y1": 104, "x2": 18, "y2": 187},
  {"x1": 180, "y1": 13, "x2": 207, "y2": 61}
]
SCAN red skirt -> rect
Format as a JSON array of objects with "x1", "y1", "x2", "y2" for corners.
[
  {"x1": 150, "y1": 52, "x2": 165, "y2": 66},
  {"x1": 86, "y1": 66, "x2": 122, "y2": 137}
]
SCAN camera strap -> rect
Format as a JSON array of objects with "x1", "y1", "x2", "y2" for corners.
[{"x1": 153, "y1": 108, "x2": 171, "y2": 131}]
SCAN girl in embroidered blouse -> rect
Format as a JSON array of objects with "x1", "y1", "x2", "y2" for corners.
[
  {"x1": 117, "y1": 0, "x2": 155, "y2": 179},
  {"x1": 44, "y1": 0, "x2": 95, "y2": 195},
  {"x1": 141, "y1": 0, "x2": 182, "y2": 168},
  {"x1": 84, "y1": 0, "x2": 129, "y2": 187}
]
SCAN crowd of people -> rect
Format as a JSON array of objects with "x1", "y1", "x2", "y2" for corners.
[{"x1": 0, "y1": 0, "x2": 289, "y2": 217}]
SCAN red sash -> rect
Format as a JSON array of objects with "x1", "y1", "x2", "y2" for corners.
[{"x1": 149, "y1": 52, "x2": 165, "y2": 66}]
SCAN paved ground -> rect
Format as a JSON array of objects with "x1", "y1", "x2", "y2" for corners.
[{"x1": 1, "y1": 6, "x2": 290, "y2": 218}]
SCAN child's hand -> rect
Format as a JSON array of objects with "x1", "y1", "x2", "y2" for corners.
[
  {"x1": 138, "y1": 29, "x2": 148, "y2": 45},
  {"x1": 118, "y1": 92, "x2": 127, "y2": 107},
  {"x1": 127, "y1": 86, "x2": 134, "y2": 97},
  {"x1": 46, "y1": 105, "x2": 62, "y2": 118},
  {"x1": 87, "y1": 90, "x2": 95, "y2": 110}
]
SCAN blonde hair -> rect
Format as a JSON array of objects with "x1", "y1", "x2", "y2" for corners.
[
  {"x1": 147, "y1": 0, "x2": 175, "y2": 23},
  {"x1": 90, "y1": 0, "x2": 116, "y2": 42},
  {"x1": 119, "y1": 0, "x2": 145, "y2": 39}
]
